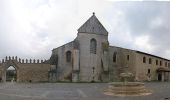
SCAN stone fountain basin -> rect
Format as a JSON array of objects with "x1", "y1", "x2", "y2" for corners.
[
  {"x1": 105, "y1": 82, "x2": 152, "y2": 96},
  {"x1": 109, "y1": 82, "x2": 144, "y2": 87}
]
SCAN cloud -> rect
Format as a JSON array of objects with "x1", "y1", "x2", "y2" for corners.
[
  {"x1": 105, "y1": 1, "x2": 170, "y2": 59},
  {"x1": 0, "y1": 1, "x2": 170, "y2": 60},
  {"x1": 0, "y1": 0, "x2": 112, "y2": 59}
]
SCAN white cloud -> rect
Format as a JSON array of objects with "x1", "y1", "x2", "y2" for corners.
[
  {"x1": 0, "y1": 1, "x2": 170, "y2": 60},
  {"x1": 150, "y1": 17, "x2": 163, "y2": 29},
  {"x1": 134, "y1": 35, "x2": 155, "y2": 52},
  {"x1": 0, "y1": 0, "x2": 112, "y2": 59}
]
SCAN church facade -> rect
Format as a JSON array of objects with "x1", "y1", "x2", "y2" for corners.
[{"x1": 49, "y1": 13, "x2": 170, "y2": 82}]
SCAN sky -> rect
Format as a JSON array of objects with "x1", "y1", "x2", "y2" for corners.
[{"x1": 0, "y1": 0, "x2": 170, "y2": 60}]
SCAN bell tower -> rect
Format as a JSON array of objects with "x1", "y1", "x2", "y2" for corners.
[{"x1": 76, "y1": 12, "x2": 109, "y2": 82}]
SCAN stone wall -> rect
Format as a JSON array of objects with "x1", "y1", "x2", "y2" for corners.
[
  {"x1": 52, "y1": 42, "x2": 74, "y2": 81},
  {"x1": 108, "y1": 46, "x2": 136, "y2": 82},
  {"x1": 17, "y1": 63, "x2": 50, "y2": 82},
  {"x1": 0, "y1": 56, "x2": 50, "y2": 82}
]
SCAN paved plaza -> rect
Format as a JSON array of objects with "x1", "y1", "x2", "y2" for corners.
[{"x1": 0, "y1": 82, "x2": 169, "y2": 100}]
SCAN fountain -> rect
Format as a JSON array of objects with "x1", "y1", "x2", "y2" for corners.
[{"x1": 104, "y1": 70, "x2": 152, "y2": 96}]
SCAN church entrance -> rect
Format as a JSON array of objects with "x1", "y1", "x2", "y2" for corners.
[
  {"x1": 6, "y1": 66, "x2": 17, "y2": 82},
  {"x1": 158, "y1": 73, "x2": 162, "y2": 81}
]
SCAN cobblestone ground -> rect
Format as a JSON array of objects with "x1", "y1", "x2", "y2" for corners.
[{"x1": 0, "y1": 82, "x2": 169, "y2": 100}]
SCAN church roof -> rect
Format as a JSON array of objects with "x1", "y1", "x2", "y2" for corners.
[{"x1": 78, "y1": 13, "x2": 108, "y2": 35}]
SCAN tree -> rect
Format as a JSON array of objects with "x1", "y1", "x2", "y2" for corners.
[{"x1": 50, "y1": 54, "x2": 58, "y2": 66}]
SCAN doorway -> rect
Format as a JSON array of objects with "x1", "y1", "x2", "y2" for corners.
[
  {"x1": 158, "y1": 73, "x2": 162, "y2": 81},
  {"x1": 6, "y1": 66, "x2": 17, "y2": 82}
]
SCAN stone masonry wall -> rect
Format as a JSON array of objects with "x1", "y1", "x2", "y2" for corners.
[
  {"x1": 52, "y1": 42, "x2": 74, "y2": 81},
  {"x1": 0, "y1": 56, "x2": 50, "y2": 82},
  {"x1": 17, "y1": 63, "x2": 50, "y2": 82},
  {"x1": 77, "y1": 33, "x2": 108, "y2": 82},
  {"x1": 109, "y1": 46, "x2": 136, "y2": 82}
]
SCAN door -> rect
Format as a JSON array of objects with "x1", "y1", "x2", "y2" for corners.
[{"x1": 158, "y1": 73, "x2": 162, "y2": 81}]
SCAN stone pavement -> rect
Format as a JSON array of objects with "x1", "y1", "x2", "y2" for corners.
[{"x1": 0, "y1": 82, "x2": 169, "y2": 100}]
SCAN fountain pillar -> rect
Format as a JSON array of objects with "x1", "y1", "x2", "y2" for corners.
[{"x1": 162, "y1": 72, "x2": 165, "y2": 82}]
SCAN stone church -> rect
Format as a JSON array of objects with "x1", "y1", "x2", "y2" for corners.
[
  {"x1": 0, "y1": 13, "x2": 170, "y2": 82},
  {"x1": 49, "y1": 13, "x2": 170, "y2": 82}
]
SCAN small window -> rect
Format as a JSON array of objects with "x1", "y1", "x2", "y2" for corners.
[
  {"x1": 168, "y1": 63, "x2": 170, "y2": 67},
  {"x1": 66, "y1": 51, "x2": 71, "y2": 62},
  {"x1": 148, "y1": 69, "x2": 150, "y2": 74},
  {"x1": 127, "y1": 55, "x2": 129, "y2": 61},
  {"x1": 160, "y1": 61, "x2": 162, "y2": 66},
  {"x1": 143, "y1": 57, "x2": 146, "y2": 63},
  {"x1": 156, "y1": 60, "x2": 158, "y2": 65},
  {"x1": 149, "y1": 58, "x2": 152, "y2": 64},
  {"x1": 165, "y1": 62, "x2": 167, "y2": 67},
  {"x1": 113, "y1": 52, "x2": 117, "y2": 62}
]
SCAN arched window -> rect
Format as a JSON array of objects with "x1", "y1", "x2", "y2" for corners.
[
  {"x1": 143, "y1": 57, "x2": 146, "y2": 63},
  {"x1": 156, "y1": 60, "x2": 158, "y2": 65},
  {"x1": 168, "y1": 63, "x2": 170, "y2": 67},
  {"x1": 113, "y1": 52, "x2": 117, "y2": 62},
  {"x1": 148, "y1": 69, "x2": 150, "y2": 74},
  {"x1": 127, "y1": 55, "x2": 129, "y2": 61},
  {"x1": 160, "y1": 61, "x2": 162, "y2": 66},
  {"x1": 90, "y1": 38, "x2": 97, "y2": 54},
  {"x1": 149, "y1": 58, "x2": 152, "y2": 64},
  {"x1": 66, "y1": 51, "x2": 71, "y2": 62},
  {"x1": 165, "y1": 62, "x2": 167, "y2": 67}
]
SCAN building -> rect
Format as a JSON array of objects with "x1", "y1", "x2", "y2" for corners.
[
  {"x1": 0, "y1": 13, "x2": 169, "y2": 83},
  {"x1": 50, "y1": 13, "x2": 170, "y2": 82}
]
